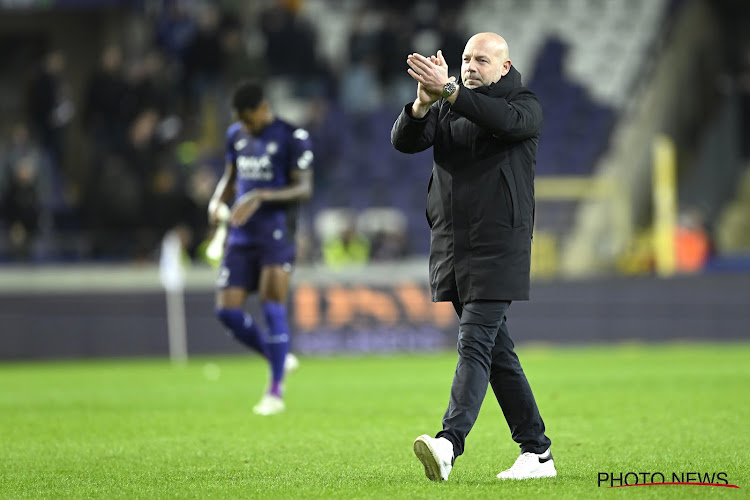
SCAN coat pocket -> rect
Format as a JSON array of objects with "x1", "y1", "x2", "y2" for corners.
[
  {"x1": 425, "y1": 171, "x2": 435, "y2": 228},
  {"x1": 470, "y1": 225, "x2": 531, "y2": 274},
  {"x1": 499, "y1": 161, "x2": 521, "y2": 228},
  {"x1": 469, "y1": 225, "x2": 532, "y2": 299}
]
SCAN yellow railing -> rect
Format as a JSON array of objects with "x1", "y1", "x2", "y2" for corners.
[
  {"x1": 532, "y1": 176, "x2": 633, "y2": 278},
  {"x1": 652, "y1": 135, "x2": 677, "y2": 277},
  {"x1": 534, "y1": 135, "x2": 678, "y2": 278}
]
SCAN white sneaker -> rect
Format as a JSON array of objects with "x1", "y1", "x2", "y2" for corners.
[
  {"x1": 413, "y1": 435, "x2": 454, "y2": 481},
  {"x1": 284, "y1": 353, "x2": 299, "y2": 374},
  {"x1": 252, "y1": 394, "x2": 285, "y2": 416},
  {"x1": 497, "y1": 448, "x2": 557, "y2": 479}
]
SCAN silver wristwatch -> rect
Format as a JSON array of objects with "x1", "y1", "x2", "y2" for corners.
[{"x1": 441, "y1": 81, "x2": 457, "y2": 99}]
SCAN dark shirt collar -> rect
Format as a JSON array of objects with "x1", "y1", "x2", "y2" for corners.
[{"x1": 465, "y1": 65, "x2": 523, "y2": 97}]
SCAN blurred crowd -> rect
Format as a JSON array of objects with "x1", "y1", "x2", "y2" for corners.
[
  {"x1": 0, "y1": 0, "x2": 467, "y2": 263},
  {"x1": 3, "y1": 0, "x2": 750, "y2": 274}
]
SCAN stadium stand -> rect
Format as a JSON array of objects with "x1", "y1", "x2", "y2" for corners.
[
  {"x1": 2, "y1": 0, "x2": 748, "y2": 276},
  {"x1": 298, "y1": 0, "x2": 672, "y2": 256}
]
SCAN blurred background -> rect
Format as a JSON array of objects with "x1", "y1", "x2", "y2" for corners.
[{"x1": 1, "y1": 0, "x2": 749, "y2": 360}]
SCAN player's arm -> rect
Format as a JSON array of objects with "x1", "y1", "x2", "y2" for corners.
[
  {"x1": 230, "y1": 130, "x2": 314, "y2": 227},
  {"x1": 261, "y1": 168, "x2": 313, "y2": 203},
  {"x1": 208, "y1": 161, "x2": 236, "y2": 224},
  {"x1": 229, "y1": 169, "x2": 312, "y2": 227}
]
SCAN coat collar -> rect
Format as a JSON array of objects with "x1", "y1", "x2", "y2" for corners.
[{"x1": 465, "y1": 65, "x2": 523, "y2": 97}]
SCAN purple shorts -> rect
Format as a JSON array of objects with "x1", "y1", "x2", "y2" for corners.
[{"x1": 216, "y1": 243, "x2": 295, "y2": 292}]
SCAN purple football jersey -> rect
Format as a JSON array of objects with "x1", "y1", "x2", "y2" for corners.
[{"x1": 225, "y1": 119, "x2": 313, "y2": 247}]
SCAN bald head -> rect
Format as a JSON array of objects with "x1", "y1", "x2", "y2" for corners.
[
  {"x1": 461, "y1": 32, "x2": 511, "y2": 89},
  {"x1": 469, "y1": 33, "x2": 509, "y2": 60}
]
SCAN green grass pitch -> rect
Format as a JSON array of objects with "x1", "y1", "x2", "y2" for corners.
[{"x1": 1, "y1": 343, "x2": 748, "y2": 499}]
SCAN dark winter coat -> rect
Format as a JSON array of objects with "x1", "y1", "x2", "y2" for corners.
[{"x1": 391, "y1": 66, "x2": 541, "y2": 302}]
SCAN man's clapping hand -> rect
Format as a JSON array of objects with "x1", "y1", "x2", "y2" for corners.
[{"x1": 407, "y1": 50, "x2": 456, "y2": 118}]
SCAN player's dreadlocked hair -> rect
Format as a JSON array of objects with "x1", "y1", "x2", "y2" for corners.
[{"x1": 232, "y1": 80, "x2": 264, "y2": 112}]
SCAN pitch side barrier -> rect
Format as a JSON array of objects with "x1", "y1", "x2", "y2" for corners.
[
  {"x1": 1, "y1": 262, "x2": 749, "y2": 360},
  {"x1": 0, "y1": 259, "x2": 458, "y2": 359}
]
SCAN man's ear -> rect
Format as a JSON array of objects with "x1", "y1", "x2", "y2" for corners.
[{"x1": 501, "y1": 59, "x2": 512, "y2": 77}]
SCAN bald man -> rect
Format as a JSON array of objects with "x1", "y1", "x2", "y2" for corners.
[{"x1": 392, "y1": 33, "x2": 556, "y2": 482}]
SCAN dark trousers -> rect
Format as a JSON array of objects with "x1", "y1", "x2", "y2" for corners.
[{"x1": 436, "y1": 300, "x2": 551, "y2": 458}]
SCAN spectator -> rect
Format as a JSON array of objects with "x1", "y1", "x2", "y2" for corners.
[
  {"x1": 184, "y1": 4, "x2": 225, "y2": 107},
  {"x1": 184, "y1": 162, "x2": 217, "y2": 259},
  {"x1": 378, "y1": 8, "x2": 416, "y2": 84},
  {"x1": 340, "y1": 10, "x2": 384, "y2": 114},
  {"x1": 675, "y1": 207, "x2": 712, "y2": 273},
  {"x1": 1, "y1": 154, "x2": 43, "y2": 259},
  {"x1": 323, "y1": 225, "x2": 370, "y2": 268},
  {"x1": 260, "y1": 0, "x2": 320, "y2": 87},
  {"x1": 85, "y1": 110, "x2": 163, "y2": 259},
  {"x1": 357, "y1": 207, "x2": 409, "y2": 261},
  {"x1": 0, "y1": 122, "x2": 60, "y2": 220},
  {"x1": 154, "y1": 0, "x2": 196, "y2": 66},
  {"x1": 221, "y1": 23, "x2": 268, "y2": 87},
  {"x1": 1, "y1": 123, "x2": 45, "y2": 194},
  {"x1": 437, "y1": 12, "x2": 466, "y2": 70},
  {"x1": 147, "y1": 165, "x2": 194, "y2": 251},
  {"x1": 26, "y1": 49, "x2": 73, "y2": 172},
  {"x1": 369, "y1": 229, "x2": 409, "y2": 261},
  {"x1": 82, "y1": 44, "x2": 128, "y2": 155},
  {"x1": 122, "y1": 54, "x2": 166, "y2": 127},
  {"x1": 738, "y1": 42, "x2": 750, "y2": 161}
]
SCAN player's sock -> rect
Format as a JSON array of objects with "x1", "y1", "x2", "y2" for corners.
[
  {"x1": 262, "y1": 301, "x2": 290, "y2": 397},
  {"x1": 215, "y1": 308, "x2": 269, "y2": 358}
]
